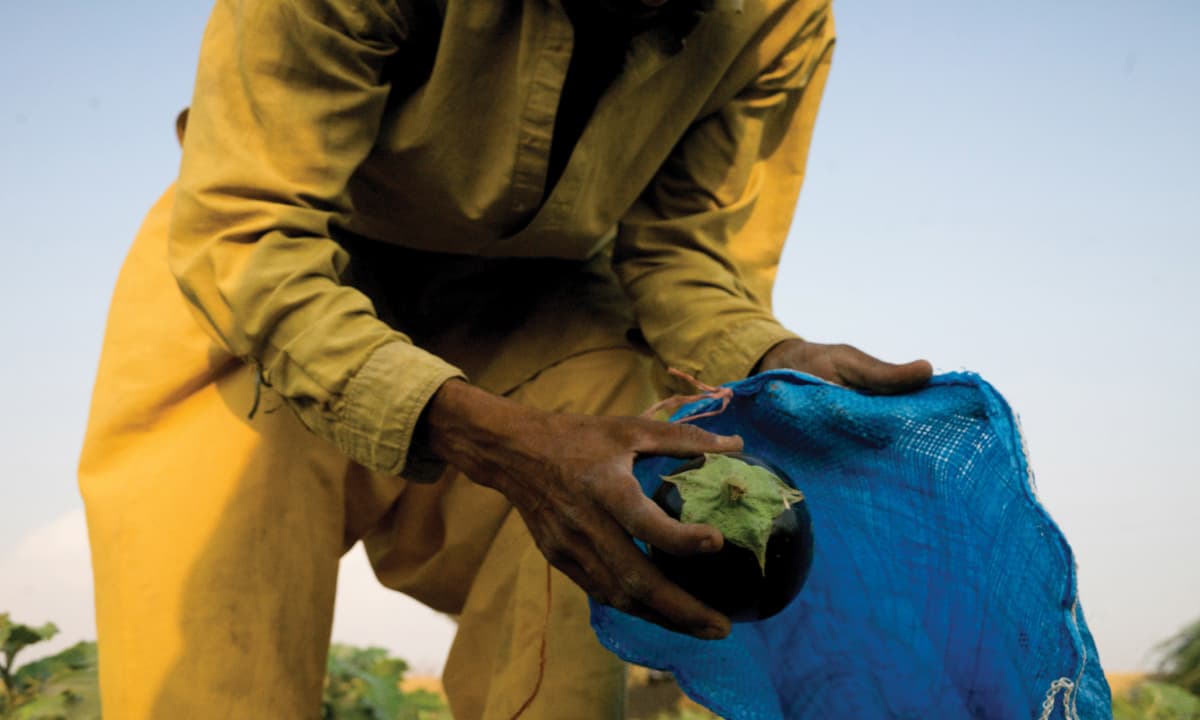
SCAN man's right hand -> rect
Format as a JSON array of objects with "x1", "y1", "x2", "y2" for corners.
[{"x1": 423, "y1": 379, "x2": 738, "y2": 640}]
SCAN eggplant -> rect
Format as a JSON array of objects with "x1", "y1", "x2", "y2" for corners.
[{"x1": 649, "y1": 452, "x2": 814, "y2": 623}]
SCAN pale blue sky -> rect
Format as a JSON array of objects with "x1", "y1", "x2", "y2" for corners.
[{"x1": 1, "y1": 1, "x2": 1196, "y2": 673}]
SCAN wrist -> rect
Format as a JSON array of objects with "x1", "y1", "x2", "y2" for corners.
[
  {"x1": 754, "y1": 338, "x2": 806, "y2": 375},
  {"x1": 422, "y1": 379, "x2": 536, "y2": 487}
]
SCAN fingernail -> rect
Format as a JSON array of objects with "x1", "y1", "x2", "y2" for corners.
[
  {"x1": 700, "y1": 536, "x2": 720, "y2": 552},
  {"x1": 702, "y1": 624, "x2": 730, "y2": 640}
]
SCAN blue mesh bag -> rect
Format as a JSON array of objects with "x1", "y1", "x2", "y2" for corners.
[{"x1": 590, "y1": 371, "x2": 1111, "y2": 719}]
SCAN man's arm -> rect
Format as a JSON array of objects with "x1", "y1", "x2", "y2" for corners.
[
  {"x1": 171, "y1": 0, "x2": 464, "y2": 478},
  {"x1": 615, "y1": 2, "x2": 929, "y2": 391}
]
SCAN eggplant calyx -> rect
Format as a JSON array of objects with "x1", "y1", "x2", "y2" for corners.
[{"x1": 660, "y1": 453, "x2": 799, "y2": 573}]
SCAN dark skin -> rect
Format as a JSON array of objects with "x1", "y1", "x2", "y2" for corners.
[{"x1": 424, "y1": 338, "x2": 932, "y2": 640}]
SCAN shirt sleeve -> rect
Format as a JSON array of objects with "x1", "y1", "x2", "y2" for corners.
[
  {"x1": 613, "y1": 5, "x2": 835, "y2": 388},
  {"x1": 169, "y1": 0, "x2": 464, "y2": 479}
]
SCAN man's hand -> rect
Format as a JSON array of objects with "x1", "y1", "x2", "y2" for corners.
[
  {"x1": 755, "y1": 339, "x2": 932, "y2": 395},
  {"x1": 424, "y1": 379, "x2": 739, "y2": 640}
]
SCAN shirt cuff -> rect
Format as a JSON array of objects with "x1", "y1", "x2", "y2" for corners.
[
  {"x1": 696, "y1": 316, "x2": 800, "y2": 387},
  {"x1": 332, "y1": 341, "x2": 466, "y2": 480}
]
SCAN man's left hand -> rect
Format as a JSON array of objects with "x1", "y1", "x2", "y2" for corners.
[{"x1": 755, "y1": 339, "x2": 932, "y2": 395}]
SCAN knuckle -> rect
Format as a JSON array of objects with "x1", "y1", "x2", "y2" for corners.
[
  {"x1": 557, "y1": 503, "x2": 584, "y2": 531},
  {"x1": 618, "y1": 569, "x2": 650, "y2": 599},
  {"x1": 609, "y1": 593, "x2": 636, "y2": 613},
  {"x1": 624, "y1": 422, "x2": 654, "y2": 448},
  {"x1": 610, "y1": 478, "x2": 644, "y2": 507},
  {"x1": 614, "y1": 500, "x2": 656, "y2": 539},
  {"x1": 677, "y1": 423, "x2": 712, "y2": 444},
  {"x1": 623, "y1": 501, "x2": 661, "y2": 537}
]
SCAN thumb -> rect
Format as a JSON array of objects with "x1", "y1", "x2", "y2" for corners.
[{"x1": 837, "y1": 348, "x2": 933, "y2": 394}]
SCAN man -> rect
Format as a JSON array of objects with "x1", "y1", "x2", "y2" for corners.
[{"x1": 79, "y1": 0, "x2": 930, "y2": 716}]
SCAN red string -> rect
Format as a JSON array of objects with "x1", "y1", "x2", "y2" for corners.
[
  {"x1": 508, "y1": 562, "x2": 553, "y2": 720},
  {"x1": 640, "y1": 367, "x2": 734, "y2": 422}
]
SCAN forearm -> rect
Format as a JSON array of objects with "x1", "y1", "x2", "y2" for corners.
[
  {"x1": 615, "y1": 9, "x2": 834, "y2": 386},
  {"x1": 169, "y1": 0, "x2": 473, "y2": 478}
]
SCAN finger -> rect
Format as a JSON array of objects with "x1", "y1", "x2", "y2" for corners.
[
  {"x1": 631, "y1": 420, "x2": 743, "y2": 457},
  {"x1": 541, "y1": 506, "x2": 731, "y2": 639},
  {"x1": 605, "y1": 480, "x2": 723, "y2": 556},
  {"x1": 545, "y1": 519, "x2": 728, "y2": 638},
  {"x1": 617, "y1": 595, "x2": 730, "y2": 641},
  {"x1": 598, "y1": 531, "x2": 731, "y2": 639},
  {"x1": 835, "y1": 348, "x2": 933, "y2": 394}
]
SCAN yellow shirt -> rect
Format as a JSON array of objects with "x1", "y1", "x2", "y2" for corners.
[{"x1": 170, "y1": 0, "x2": 835, "y2": 478}]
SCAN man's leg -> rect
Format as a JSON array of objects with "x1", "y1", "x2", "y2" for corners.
[{"x1": 79, "y1": 187, "x2": 380, "y2": 718}]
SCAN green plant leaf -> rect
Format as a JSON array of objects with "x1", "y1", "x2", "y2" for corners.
[
  {"x1": 662, "y1": 454, "x2": 802, "y2": 572},
  {"x1": 1114, "y1": 680, "x2": 1200, "y2": 720},
  {"x1": 1159, "y1": 618, "x2": 1200, "y2": 697},
  {"x1": 322, "y1": 643, "x2": 447, "y2": 720},
  {"x1": 13, "y1": 643, "x2": 97, "y2": 690},
  {"x1": 2, "y1": 620, "x2": 58, "y2": 662},
  {"x1": 6, "y1": 642, "x2": 99, "y2": 719}
]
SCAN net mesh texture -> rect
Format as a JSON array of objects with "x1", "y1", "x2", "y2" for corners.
[{"x1": 590, "y1": 370, "x2": 1111, "y2": 719}]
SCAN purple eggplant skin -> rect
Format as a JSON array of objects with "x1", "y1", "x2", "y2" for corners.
[{"x1": 649, "y1": 452, "x2": 814, "y2": 623}]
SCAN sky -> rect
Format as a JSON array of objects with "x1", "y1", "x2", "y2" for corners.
[{"x1": 1, "y1": 0, "x2": 1197, "y2": 676}]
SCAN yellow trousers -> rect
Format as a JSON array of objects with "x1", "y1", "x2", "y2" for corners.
[{"x1": 79, "y1": 187, "x2": 663, "y2": 718}]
